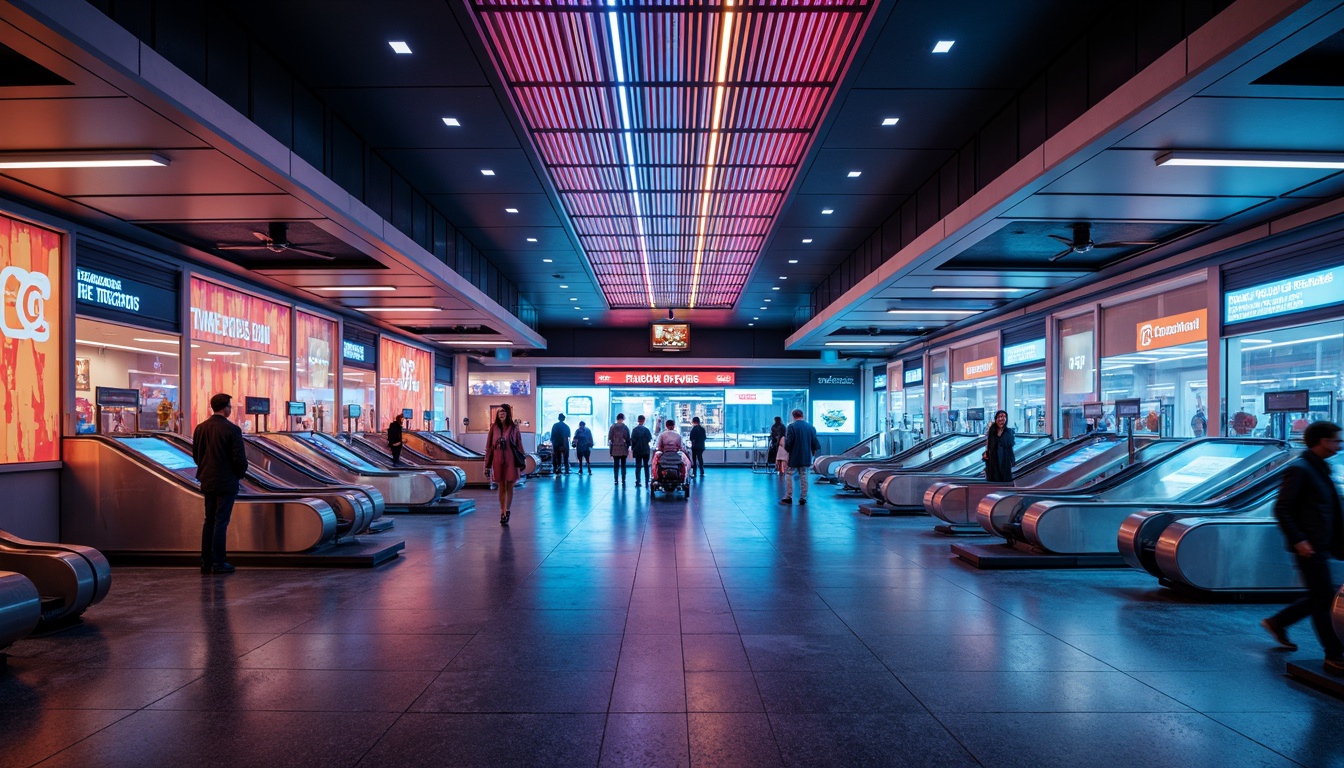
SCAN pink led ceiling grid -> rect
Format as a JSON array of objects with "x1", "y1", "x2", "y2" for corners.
[{"x1": 469, "y1": 0, "x2": 875, "y2": 310}]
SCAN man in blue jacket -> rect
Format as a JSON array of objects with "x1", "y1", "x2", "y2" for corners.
[
  {"x1": 1262, "y1": 420, "x2": 1344, "y2": 674},
  {"x1": 550, "y1": 413, "x2": 571, "y2": 474},
  {"x1": 781, "y1": 408, "x2": 821, "y2": 505},
  {"x1": 630, "y1": 415, "x2": 654, "y2": 487}
]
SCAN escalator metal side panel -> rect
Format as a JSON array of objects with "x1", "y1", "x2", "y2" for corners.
[
  {"x1": 1155, "y1": 518, "x2": 1300, "y2": 592},
  {"x1": 61, "y1": 438, "x2": 337, "y2": 553},
  {"x1": 0, "y1": 528, "x2": 112, "y2": 606},
  {"x1": 1117, "y1": 510, "x2": 1166, "y2": 574},
  {"x1": 243, "y1": 437, "x2": 387, "y2": 517},
  {"x1": 0, "y1": 546, "x2": 94, "y2": 623},
  {"x1": 0, "y1": 571, "x2": 40, "y2": 651},
  {"x1": 351, "y1": 435, "x2": 466, "y2": 494},
  {"x1": 256, "y1": 434, "x2": 442, "y2": 506}
]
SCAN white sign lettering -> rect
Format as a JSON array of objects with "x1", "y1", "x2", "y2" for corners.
[{"x1": 0, "y1": 265, "x2": 51, "y2": 342}]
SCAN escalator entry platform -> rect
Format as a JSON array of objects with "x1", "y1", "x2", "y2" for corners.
[
  {"x1": 859, "y1": 502, "x2": 922, "y2": 517},
  {"x1": 107, "y1": 537, "x2": 405, "y2": 568},
  {"x1": 1287, "y1": 661, "x2": 1344, "y2": 700},
  {"x1": 951, "y1": 542, "x2": 1127, "y2": 569},
  {"x1": 388, "y1": 497, "x2": 475, "y2": 514}
]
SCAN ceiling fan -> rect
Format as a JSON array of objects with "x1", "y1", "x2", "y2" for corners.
[
  {"x1": 1047, "y1": 222, "x2": 1156, "y2": 262},
  {"x1": 215, "y1": 222, "x2": 335, "y2": 260}
]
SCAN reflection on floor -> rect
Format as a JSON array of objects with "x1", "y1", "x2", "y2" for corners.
[{"x1": 3, "y1": 469, "x2": 1343, "y2": 767}]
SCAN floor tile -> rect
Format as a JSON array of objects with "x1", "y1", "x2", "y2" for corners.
[
  {"x1": 897, "y1": 670, "x2": 1191, "y2": 713},
  {"x1": 355, "y1": 713, "x2": 604, "y2": 768},
  {"x1": 237, "y1": 632, "x2": 470, "y2": 671},
  {"x1": 682, "y1": 635, "x2": 751, "y2": 672},
  {"x1": 686, "y1": 671, "x2": 764, "y2": 712},
  {"x1": 873, "y1": 633, "x2": 1112, "y2": 672},
  {"x1": 688, "y1": 713, "x2": 782, "y2": 768},
  {"x1": 149, "y1": 669, "x2": 435, "y2": 712},
  {"x1": 770, "y1": 713, "x2": 978, "y2": 767},
  {"x1": 1208, "y1": 711, "x2": 1344, "y2": 766},
  {"x1": 753, "y1": 670, "x2": 923, "y2": 714},
  {"x1": 0, "y1": 708, "x2": 132, "y2": 768},
  {"x1": 600, "y1": 713, "x2": 691, "y2": 767},
  {"x1": 412, "y1": 669, "x2": 615, "y2": 713}
]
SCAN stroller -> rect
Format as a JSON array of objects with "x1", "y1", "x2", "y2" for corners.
[{"x1": 650, "y1": 450, "x2": 691, "y2": 497}]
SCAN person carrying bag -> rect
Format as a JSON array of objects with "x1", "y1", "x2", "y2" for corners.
[{"x1": 484, "y1": 404, "x2": 525, "y2": 525}]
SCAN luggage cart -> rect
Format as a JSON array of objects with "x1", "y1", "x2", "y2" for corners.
[{"x1": 750, "y1": 433, "x2": 775, "y2": 474}]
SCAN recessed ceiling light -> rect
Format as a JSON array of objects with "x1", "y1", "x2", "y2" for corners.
[
  {"x1": 389, "y1": 41, "x2": 412, "y2": 54},
  {"x1": 847, "y1": 171, "x2": 862, "y2": 178},
  {"x1": 582, "y1": 317, "x2": 589, "y2": 320},
  {"x1": 788, "y1": 259, "x2": 798, "y2": 264},
  {"x1": 442, "y1": 117, "x2": 461, "y2": 127},
  {"x1": 821, "y1": 208, "x2": 834, "y2": 215},
  {"x1": 505, "y1": 208, "x2": 518, "y2": 213},
  {"x1": 753, "y1": 317, "x2": 759, "y2": 320},
  {"x1": 1155, "y1": 150, "x2": 1344, "y2": 169},
  {"x1": 932, "y1": 40, "x2": 955, "y2": 53},
  {"x1": 931, "y1": 286, "x2": 1024, "y2": 294},
  {"x1": 573, "y1": 306, "x2": 581, "y2": 309},
  {"x1": 559, "y1": 284, "x2": 569, "y2": 288},
  {"x1": 748, "y1": 323, "x2": 754, "y2": 326},
  {"x1": 827, "y1": 341, "x2": 897, "y2": 346},
  {"x1": 569, "y1": 297, "x2": 577, "y2": 301},
  {"x1": 779, "y1": 276, "x2": 787, "y2": 280},
  {"x1": 886, "y1": 309, "x2": 977, "y2": 315},
  {"x1": 312, "y1": 285, "x2": 396, "y2": 292},
  {"x1": 0, "y1": 152, "x2": 170, "y2": 169},
  {"x1": 881, "y1": 117, "x2": 900, "y2": 126},
  {"x1": 802, "y1": 238, "x2": 813, "y2": 244},
  {"x1": 438, "y1": 340, "x2": 513, "y2": 346},
  {"x1": 480, "y1": 169, "x2": 495, "y2": 176},
  {"x1": 541, "y1": 257, "x2": 552, "y2": 262},
  {"x1": 771, "y1": 286, "x2": 780, "y2": 291},
  {"x1": 759, "y1": 307, "x2": 767, "y2": 310},
  {"x1": 357, "y1": 307, "x2": 441, "y2": 313}
]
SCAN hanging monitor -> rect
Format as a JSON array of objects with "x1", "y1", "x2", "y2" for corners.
[{"x1": 650, "y1": 322, "x2": 691, "y2": 353}]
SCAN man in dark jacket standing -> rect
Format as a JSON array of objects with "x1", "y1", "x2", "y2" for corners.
[
  {"x1": 609, "y1": 413, "x2": 631, "y2": 486},
  {"x1": 550, "y1": 414, "x2": 571, "y2": 474},
  {"x1": 689, "y1": 416, "x2": 707, "y2": 478},
  {"x1": 781, "y1": 408, "x2": 821, "y2": 505},
  {"x1": 630, "y1": 415, "x2": 653, "y2": 487},
  {"x1": 193, "y1": 393, "x2": 248, "y2": 574},
  {"x1": 1262, "y1": 421, "x2": 1344, "y2": 674},
  {"x1": 388, "y1": 412, "x2": 405, "y2": 465}
]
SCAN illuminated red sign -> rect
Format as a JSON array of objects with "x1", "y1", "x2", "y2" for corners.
[{"x1": 594, "y1": 371, "x2": 736, "y2": 386}]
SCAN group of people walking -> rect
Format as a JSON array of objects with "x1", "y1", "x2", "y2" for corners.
[{"x1": 603, "y1": 413, "x2": 706, "y2": 486}]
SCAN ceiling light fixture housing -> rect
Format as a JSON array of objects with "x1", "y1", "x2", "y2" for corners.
[
  {"x1": 1155, "y1": 150, "x2": 1344, "y2": 169},
  {"x1": 312, "y1": 286, "x2": 396, "y2": 292},
  {"x1": 932, "y1": 40, "x2": 954, "y2": 53},
  {"x1": 389, "y1": 41, "x2": 412, "y2": 54},
  {"x1": 881, "y1": 117, "x2": 899, "y2": 126},
  {"x1": 0, "y1": 152, "x2": 170, "y2": 169},
  {"x1": 442, "y1": 117, "x2": 461, "y2": 126},
  {"x1": 887, "y1": 309, "x2": 977, "y2": 315},
  {"x1": 931, "y1": 286, "x2": 1024, "y2": 293},
  {"x1": 847, "y1": 171, "x2": 862, "y2": 178}
]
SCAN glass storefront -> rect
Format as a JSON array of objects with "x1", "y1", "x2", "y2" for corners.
[
  {"x1": 378, "y1": 337, "x2": 434, "y2": 434},
  {"x1": 928, "y1": 350, "x2": 951, "y2": 434},
  {"x1": 1224, "y1": 321, "x2": 1343, "y2": 438},
  {"x1": 1003, "y1": 367, "x2": 1047, "y2": 433},
  {"x1": 189, "y1": 278, "x2": 291, "y2": 433},
  {"x1": 1098, "y1": 282, "x2": 1207, "y2": 438},
  {"x1": 542, "y1": 387, "x2": 612, "y2": 447},
  {"x1": 295, "y1": 311, "x2": 337, "y2": 432},
  {"x1": 950, "y1": 340, "x2": 999, "y2": 433},
  {"x1": 73, "y1": 318, "x2": 181, "y2": 433},
  {"x1": 341, "y1": 336, "x2": 377, "y2": 433},
  {"x1": 433, "y1": 382, "x2": 451, "y2": 432},
  {"x1": 1057, "y1": 312, "x2": 1097, "y2": 438}
]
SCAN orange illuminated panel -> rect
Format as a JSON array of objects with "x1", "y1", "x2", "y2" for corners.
[
  {"x1": 962, "y1": 357, "x2": 998, "y2": 380},
  {"x1": 0, "y1": 214, "x2": 61, "y2": 464},
  {"x1": 378, "y1": 337, "x2": 433, "y2": 429},
  {"x1": 296, "y1": 312, "x2": 335, "y2": 391},
  {"x1": 1136, "y1": 309, "x2": 1208, "y2": 351},
  {"x1": 189, "y1": 277, "x2": 291, "y2": 357}
]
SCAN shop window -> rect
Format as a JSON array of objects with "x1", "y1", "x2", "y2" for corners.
[
  {"x1": 74, "y1": 318, "x2": 181, "y2": 434},
  {"x1": 951, "y1": 339, "x2": 999, "y2": 433},
  {"x1": 341, "y1": 367, "x2": 377, "y2": 433},
  {"x1": 1003, "y1": 367, "x2": 1047, "y2": 433},
  {"x1": 928, "y1": 350, "x2": 951, "y2": 434},
  {"x1": 1224, "y1": 321, "x2": 1343, "y2": 440},
  {"x1": 727, "y1": 389, "x2": 805, "y2": 449},
  {"x1": 295, "y1": 312, "x2": 337, "y2": 432},
  {"x1": 433, "y1": 383, "x2": 451, "y2": 433},
  {"x1": 1057, "y1": 313, "x2": 1096, "y2": 438},
  {"x1": 540, "y1": 387, "x2": 611, "y2": 448}
]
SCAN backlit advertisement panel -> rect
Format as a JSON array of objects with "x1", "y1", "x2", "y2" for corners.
[
  {"x1": 379, "y1": 337, "x2": 432, "y2": 430},
  {"x1": 0, "y1": 215, "x2": 61, "y2": 463},
  {"x1": 189, "y1": 278, "x2": 292, "y2": 431}
]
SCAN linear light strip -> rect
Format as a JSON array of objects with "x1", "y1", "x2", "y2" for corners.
[
  {"x1": 608, "y1": 3, "x2": 657, "y2": 309},
  {"x1": 689, "y1": 0, "x2": 736, "y2": 309}
]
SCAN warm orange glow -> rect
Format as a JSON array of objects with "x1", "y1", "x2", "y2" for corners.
[
  {"x1": 0, "y1": 214, "x2": 61, "y2": 463},
  {"x1": 377, "y1": 337, "x2": 434, "y2": 429},
  {"x1": 689, "y1": 3, "x2": 735, "y2": 309}
]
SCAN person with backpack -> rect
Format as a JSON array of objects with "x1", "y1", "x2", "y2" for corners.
[{"x1": 573, "y1": 420, "x2": 594, "y2": 474}]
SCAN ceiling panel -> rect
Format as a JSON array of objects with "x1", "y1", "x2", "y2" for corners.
[
  {"x1": 823, "y1": 88, "x2": 1014, "y2": 149},
  {"x1": 0, "y1": 96, "x2": 207, "y2": 149},
  {"x1": 376, "y1": 148, "x2": 546, "y2": 195},
  {"x1": 1006, "y1": 194, "x2": 1272, "y2": 223},
  {"x1": 796, "y1": 147, "x2": 954, "y2": 195},
  {"x1": 1114, "y1": 97, "x2": 1344, "y2": 152},
  {"x1": 2, "y1": 149, "x2": 277, "y2": 197},
  {"x1": 72, "y1": 194, "x2": 320, "y2": 222},
  {"x1": 1041, "y1": 148, "x2": 1340, "y2": 197},
  {"x1": 315, "y1": 87, "x2": 523, "y2": 150}
]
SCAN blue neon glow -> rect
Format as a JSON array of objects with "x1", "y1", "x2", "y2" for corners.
[{"x1": 607, "y1": 3, "x2": 655, "y2": 307}]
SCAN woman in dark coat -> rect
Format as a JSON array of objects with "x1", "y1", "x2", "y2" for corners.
[
  {"x1": 484, "y1": 403, "x2": 523, "y2": 525},
  {"x1": 984, "y1": 409, "x2": 1016, "y2": 482},
  {"x1": 768, "y1": 416, "x2": 786, "y2": 471}
]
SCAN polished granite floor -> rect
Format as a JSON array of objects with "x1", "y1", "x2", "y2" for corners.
[{"x1": 4, "y1": 468, "x2": 1344, "y2": 767}]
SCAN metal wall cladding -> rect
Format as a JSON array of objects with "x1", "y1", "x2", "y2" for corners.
[{"x1": 469, "y1": 0, "x2": 873, "y2": 309}]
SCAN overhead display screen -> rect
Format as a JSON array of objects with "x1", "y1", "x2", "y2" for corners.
[
  {"x1": 650, "y1": 322, "x2": 691, "y2": 353},
  {"x1": 1225, "y1": 265, "x2": 1343, "y2": 324},
  {"x1": 812, "y1": 399, "x2": 856, "y2": 435}
]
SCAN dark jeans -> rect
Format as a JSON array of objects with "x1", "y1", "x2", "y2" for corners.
[
  {"x1": 691, "y1": 448, "x2": 705, "y2": 474},
  {"x1": 1272, "y1": 553, "x2": 1344, "y2": 657},
  {"x1": 390, "y1": 445, "x2": 403, "y2": 465},
  {"x1": 552, "y1": 447, "x2": 570, "y2": 473},
  {"x1": 202, "y1": 492, "x2": 236, "y2": 567},
  {"x1": 634, "y1": 455, "x2": 650, "y2": 484},
  {"x1": 576, "y1": 449, "x2": 591, "y2": 471},
  {"x1": 613, "y1": 456, "x2": 627, "y2": 482}
]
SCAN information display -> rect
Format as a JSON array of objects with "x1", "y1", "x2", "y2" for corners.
[
  {"x1": 402, "y1": 408, "x2": 414, "y2": 419},
  {"x1": 245, "y1": 396, "x2": 271, "y2": 415},
  {"x1": 287, "y1": 401, "x2": 307, "y2": 416},
  {"x1": 1225, "y1": 265, "x2": 1344, "y2": 324},
  {"x1": 1264, "y1": 389, "x2": 1310, "y2": 413},
  {"x1": 812, "y1": 399, "x2": 856, "y2": 434},
  {"x1": 1083, "y1": 402, "x2": 1104, "y2": 419},
  {"x1": 96, "y1": 387, "x2": 141, "y2": 408},
  {"x1": 1060, "y1": 328, "x2": 1094, "y2": 395},
  {"x1": 346, "y1": 404, "x2": 362, "y2": 419},
  {"x1": 966, "y1": 407, "x2": 985, "y2": 422},
  {"x1": 1115, "y1": 399, "x2": 1141, "y2": 419},
  {"x1": 650, "y1": 322, "x2": 691, "y2": 352},
  {"x1": 1003, "y1": 338, "x2": 1046, "y2": 367}
]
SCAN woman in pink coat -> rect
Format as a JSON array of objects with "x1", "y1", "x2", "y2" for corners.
[{"x1": 484, "y1": 403, "x2": 524, "y2": 525}]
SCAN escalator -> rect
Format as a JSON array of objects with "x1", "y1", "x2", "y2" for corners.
[
  {"x1": 953, "y1": 438, "x2": 1292, "y2": 568},
  {"x1": 0, "y1": 572, "x2": 39, "y2": 654},
  {"x1": 61, "y1": 435, "x2": 403, "y2": 566},
  {"x1": 345, "y1": 433, "x2": 468, "y2": 495},
  {"x1": 812, "y1": 433, "x2": 884, "y2": 480},
  {"x1": 404, "y1": 430, "x2": 539, "y2": 486},
  {"x1": 0, "y1": 529, "x2": 110, "y2": 625},
  {"x1": 836, "y1": 433, "x2": 980, "y2": 494},
  {"x1": 254, "y1": 432, "x2": 447, "y2": 509},
  {"x1": 923, "y1": 434, "x2": 1179, "y2": 532},
  {"x1": 155, "y1": 433, "x2": 382, "y2": 537},
  {"x1": 871, "y1": 433, "x2": 1058, "y2": 513}
]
